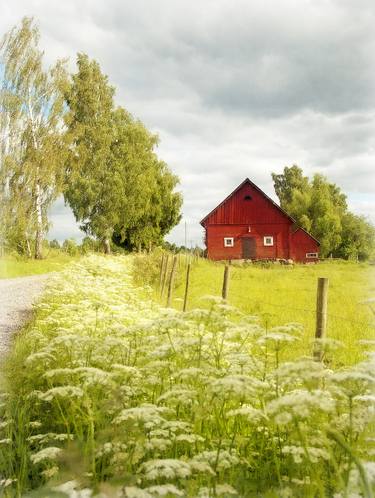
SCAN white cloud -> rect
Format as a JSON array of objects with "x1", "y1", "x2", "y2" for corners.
[{"x1": 1, "y1": 0, "x2": 374, "y2": 247}]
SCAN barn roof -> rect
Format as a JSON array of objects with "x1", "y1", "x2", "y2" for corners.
[
  {"x1": 200, "y1": 178, "x2": 320, "y2": 245},
  {"x1": 293, "y1": 226, "x2": 320, "y2": 245}
]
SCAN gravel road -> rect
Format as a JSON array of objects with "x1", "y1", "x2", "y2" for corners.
[{"x1": 0, "y1": 274, "x2": 50, "y2": 363}]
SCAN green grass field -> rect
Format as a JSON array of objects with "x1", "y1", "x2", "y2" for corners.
[
  {"x1": 1, "y1": 255, "x2": 374, "y2": 497},
  {"x1": 0, "y1": 251, "x2": 79, "y2": 278},
  {"x1": 159, "y1": 257, "x2": 375, "y2": 366}
]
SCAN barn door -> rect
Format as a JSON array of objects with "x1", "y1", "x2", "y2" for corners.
[{"x1": 242, "y1": 237, "x2": 256, "y2": 259}]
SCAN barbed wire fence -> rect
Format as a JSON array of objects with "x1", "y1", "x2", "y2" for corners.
[{"x1": 156, "y1": 252, "x2": 374, "y2": 361}]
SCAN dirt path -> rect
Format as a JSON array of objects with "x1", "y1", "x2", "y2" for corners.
[{"x1": 0, "y1": 274, "x2": 50, "y2": 363}]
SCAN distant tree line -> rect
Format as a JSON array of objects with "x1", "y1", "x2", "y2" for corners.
[
  {"x1": 0, "y1": 18, "x2": 182, "y2": 258},
  {"x1": 47, "y1": 238, "x2": 204, "y2": 258},
  {"x1": 272, "y1": 165, "x2": 375, "y2": 260}
]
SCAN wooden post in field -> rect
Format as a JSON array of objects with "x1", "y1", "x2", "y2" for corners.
[
  {"x1": 160, "y1": 254, "x2": 169, "y2": 298},
  {"x1": 222, "y1": 264, "x2": 230, "y2": 301},
  {"x1": 159, "y1": 253, "x2": 165, "y2": 289},
  {"x1": 314, "y1": 277, "x2": 329, "y2": 361},
  {"x1": 183, "y1": 262, "x2": 191, "y2": 312},
  {"x1": 166, "y1": 255, "x2": 178, "y2": 307}
]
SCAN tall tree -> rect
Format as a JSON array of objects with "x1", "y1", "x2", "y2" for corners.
[
  {"x1": 64, "y1": 54, "x2": 182, "y2": 253},
  {"x1": 272, "y1": 165, "x2": 310, "y2": 207},
  {"x1": 272, "y1": 165, "x2": 374, "y2": 259},
  {"x1": 64, "y1": 53, "x2": 115, "y2": 253},
  {"x1": 0, "y1": 17, "x2": 68, "y2": 258}
]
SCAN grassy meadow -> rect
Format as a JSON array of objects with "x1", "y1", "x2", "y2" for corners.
[
  {"x1": 0, "y1": 251, "x2": 78, "y2": 278},
  {"x1": 154, "y1": 256, "x2": 375, "y2": 367},
  {"x1": 1, "y1": 254, "x2": 374, "y2": 497}
]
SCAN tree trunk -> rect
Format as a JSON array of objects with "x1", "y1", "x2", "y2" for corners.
[
  {"x1": 34, "y1": 182, "x2": 43, "y2": 259},
  {"x1": 26, "y1": 239, "x2": 32, "y2": 258},
  {"x1": 103, "y1": 238, "x2": 111, "y2": 254}
]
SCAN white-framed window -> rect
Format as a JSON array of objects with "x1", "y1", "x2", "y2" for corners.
[
  {"x1": 263, "y1": 236, "x2": 274, "y2": 246},
  {"x1": 306, "y1": 252, "x2": 318, "y2": 258},
  {"x1": 224, "y1": 237, "x2": 234, "y2": 247}
]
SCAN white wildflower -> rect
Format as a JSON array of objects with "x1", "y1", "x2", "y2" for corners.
[
  {"x1": 192, "y1": 450, "x2": 239, "y2": 472},
  {"x1": 140, "y1": 459, "x2": 191, "y2": 480},
  {"x1": 30, "y1": 446, "x2": 62, "y2": 464},
  {"x1": 215, "y1": 484, "x2": 238, "y2": 495},
  {"x1": 282, "y1": 445, "x2": 330, "y2": 464},
  {"x1": 41, "y1": 465, "x2": 59, "y2": 479},
  {"x1": 0, "y1": 478, "x2": 17, "y2": 488},
  {"x1": 29, "y1": 421, "x2": 43, "y2": 429},
  {"x1": 123, "y1": 487, "x2": 153, "y2": 498},
  {"x1": 144, "y1": 438, "x2": 172, "y2": 452},
  {"x1": 25, "y1": 352, "x2": 56, "y2": 366},
  {"x1": 38, "y1": 386, "x2": 84, "y2": 401},
  {"x1": 227, "y1": 405, "x2": 265, "y2": 422},
  {"x1": 53, "y1": 480, "x2": 93, "y2": 498},
  {"x1": 175, "y1": 433, "x2": 205, "y2": 444},
  {"x1": 145, "y1": 484, "x2": 184, "y2": 496},
  {"x1": 157, "y1": 387, "x2": 198, "y2": 406},
  {"x1": 267, "y1": 389, "x2": 335, "y2": 422},
  {"x1": 210, "y1": 375, "x2": 266, "y2": 398},
  {"x1": 197, "y1": 484, "x2": 237, "y2": 497},
  {"x1": 114, "y1": 404, "x2": 171, "y2": 429}
]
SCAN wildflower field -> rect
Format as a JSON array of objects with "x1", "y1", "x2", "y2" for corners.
[{"x1": 1, "y1": 255, "x2": 375, "y2": 497}]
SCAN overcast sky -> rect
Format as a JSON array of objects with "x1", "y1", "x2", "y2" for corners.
[{"x1": 2, "y1": 0, "x2": 374, "y2": 246}]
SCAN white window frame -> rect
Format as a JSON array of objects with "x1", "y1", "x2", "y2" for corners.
[
  {"x1": 224, "y1": 237, "x2": 234, "y2": 247},
  {"x1": 263, "y1": 236, "x2": 274, "y2": 246},
  {"x1": 306, "y1": 252, "x2": 318, "y2": 258}
]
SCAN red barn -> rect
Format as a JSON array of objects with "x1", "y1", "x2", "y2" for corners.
[{"x1": 200, "y1": 178, "x2": 319, "y2": 263}]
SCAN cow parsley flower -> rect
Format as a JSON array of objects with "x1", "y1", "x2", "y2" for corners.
[
  {"x1": 123, "y1": 487, "x2": 153, "y2": 498},
  {"x1": 145, "y1": 484, "x2": 184, "y2": 496},
  {"x1": 210, "y1": 375, "x2": 266, "y2": 398},
  {"x1": 267, "y1": 389, "x2": 335, "y2": 422},
  {"x1": 140, "y1": 459, "x2": 191, "y2": 480},
  {"x1": 30, "y1": 446, "x2": 62, "y2": 464},
  {"x1": 38, "y1": 386, "x2": 84, "y2": 401}
]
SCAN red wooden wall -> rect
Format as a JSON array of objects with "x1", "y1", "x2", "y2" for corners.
[{"x1": 201, "y1": 179, "x2": 319, "y2": 262}]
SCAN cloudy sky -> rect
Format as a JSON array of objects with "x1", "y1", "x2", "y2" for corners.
[{"x1": 2, "y1": 0, "x2": 374, "y2": 246}]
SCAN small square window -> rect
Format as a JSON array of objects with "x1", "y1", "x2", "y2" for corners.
[
  {"x1": 264, "y1": 236, "x2": 274, "y2": 246},
  {"x1": 306, "y1": 252, "x2": 318, "y2": 258},
  {"x1": 224, "y1": 237, "x2": 234, "y2": 247}
]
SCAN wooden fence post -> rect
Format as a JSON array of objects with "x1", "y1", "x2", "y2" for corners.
[
  {"x1": 160, "y1": 255, "x2": 169, "y2": 298},
  {"x1": 183, "y1": 262, "x2": 191, "y2": 312},
  {"x1": 166, "y1": 255, "x2": 178, "y2": 307},
  {"x1": 222, "y1": 264, "x2": 230, "y2": 301},
  {"x1": 159, "y1": 253, "x2": 165, "y2": 289},
  {"x1": 314, "y1": 277, "x2": 329, "y2": 361}
]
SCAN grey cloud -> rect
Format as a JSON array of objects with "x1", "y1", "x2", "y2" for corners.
[{"x1": 1, "y1": 0, "x2": 374, "y2": 247}]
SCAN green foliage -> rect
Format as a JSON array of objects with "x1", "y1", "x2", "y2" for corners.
[
  {"x1": 132, "y1": 250, "x2": 182, "y2": 291},
  {"x1": 64, "y1": 54, "x2": 182, "y2": 254},
  {"x1": 49, "y1": 240, "x2": 60, "y2": 250},
  {"x1": 0, "y1": 18, "x2": 69, "y2": 259},
  {"x1": 61, "y1": 238, "x2": 79, "y2": 256},
  {"x1": 80, "y1": 236, "x2": 100, "y2": 254},
  {"x1": 0, "y1": 256, "x2": 374, "y2": 497},
  {"x1": 272, "y1": 166, "x2": 375, "y2": 259}
]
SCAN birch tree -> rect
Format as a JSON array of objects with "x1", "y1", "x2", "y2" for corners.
[{"x1": 0, "y1": 17, "x2": 68, "y2": 258}]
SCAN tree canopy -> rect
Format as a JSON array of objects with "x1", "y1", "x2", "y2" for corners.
[
  {"x1": 272, "y1": 165, "x2": 375, "y2": 260},
  {"x1": 64, "y1": 54, "x2": 182, "y2": 253}
]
